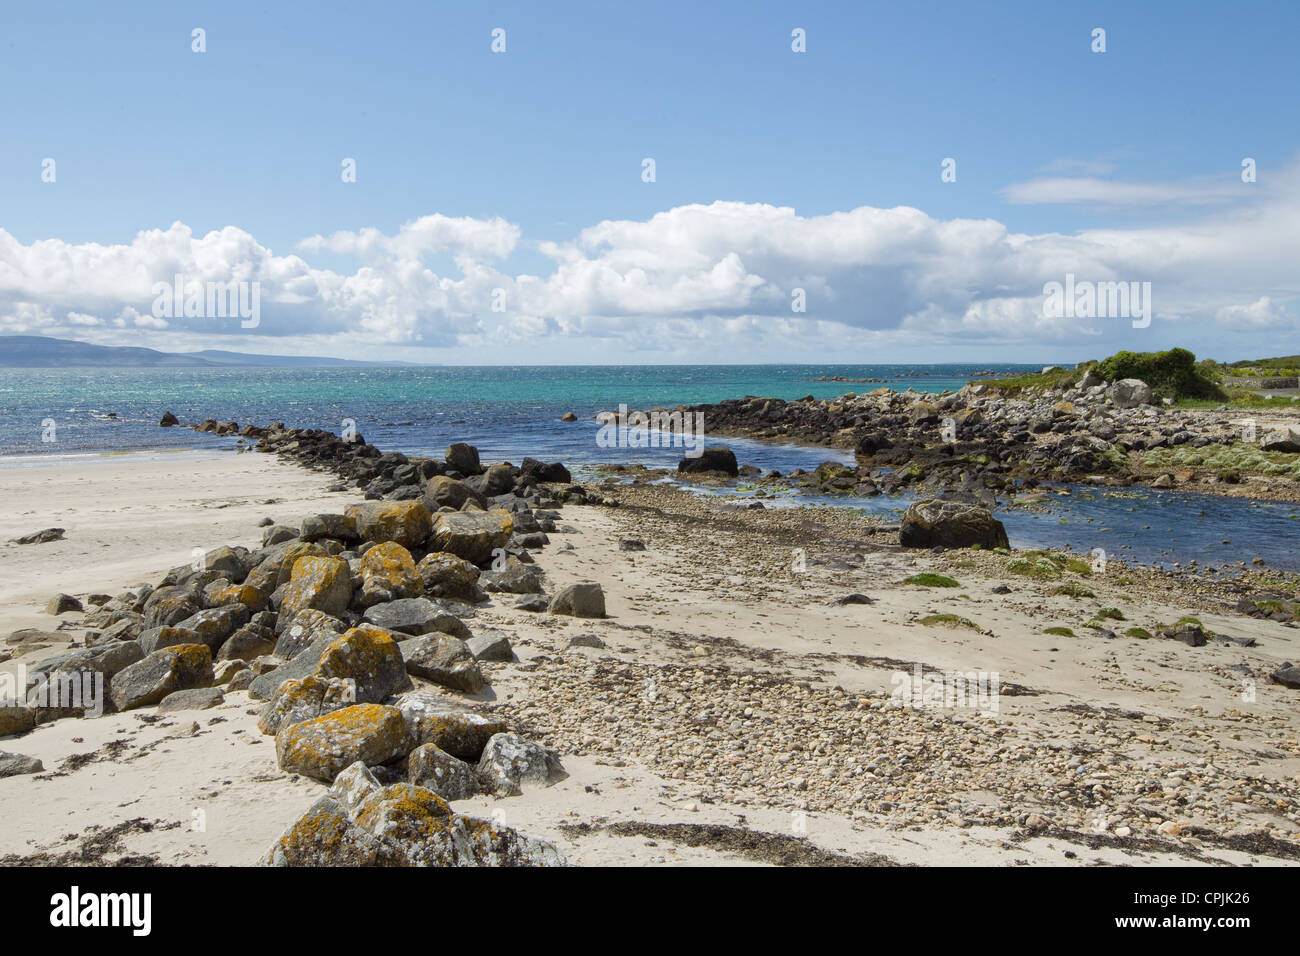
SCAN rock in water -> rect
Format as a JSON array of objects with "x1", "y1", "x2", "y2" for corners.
[
  {"x1": 159, "y1": 411, "x2": 179, "y2": 427},
  {"x1": 548, "y1": 582, "x2": 606, "y2": 618},
  {"x1": 444, "y1": 442, "x2": 482, "y2": 476},
  {"x1": 898, "y1": 499, "x2": 1010, "y2": 550},
  {"x1": 275, "y1": 703, "x2": 411, "y2": 782},
  {"x1": 677, "y1": 446, "x2": 739, "y2": 476}
]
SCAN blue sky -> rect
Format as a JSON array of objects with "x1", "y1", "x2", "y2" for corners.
[{"x1": 1, "y1": 0, "x2": 1298, "y2": 364}]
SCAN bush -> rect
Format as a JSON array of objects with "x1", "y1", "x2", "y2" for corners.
[{"x1": 1095, "y1": 348, "x2": 1226, "y2": 400}]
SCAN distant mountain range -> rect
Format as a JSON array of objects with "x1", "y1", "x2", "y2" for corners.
[{"x1": 0, "y1": 335, "x2": 426, "y2": 368}]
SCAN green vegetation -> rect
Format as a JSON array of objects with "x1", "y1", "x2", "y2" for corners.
[
  {"x1": 1052, "y1": 582, "x2": 1095, "y2": 598},
  {"x1": 1043, "y1": 626, "x2": 1075, "y2": 637},
  {"x1": 902, "y1": 573, "x2": 961, "y2": 588},
  {"x1": 976, "y1": 364, "x2": 1091, "y2": 396},
  {"x1": 1144, "y1": 442, "x2": 1300, "y2": 480},
  {"x1": 1096, "y1": 607, "x2": 1126, "y2": 621},
  {"x1": 1125, "y1": 626, "x2": 1153, "y2": 639},
  {"x1": 1095, "y1": 348, "x2": 1226, "y2": 401},
  {"x1": 1008, "y1": 556, "x2": 1061, "y2": 579}
]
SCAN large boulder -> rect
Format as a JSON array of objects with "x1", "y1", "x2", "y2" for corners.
[
  {"x1": 406, "y1": 744, "x2": 481, "y2": 800},
  {"x1": 1260, "y1": 428, "x2": 1300, "y2": 453},
  {"x1": 898, "y1": 499, "x2": 1010, "y2": 550},
  {"x1": 299, "y1": 513, "x2": 359, "y2": 544},
  {"x1": 109, "y1": 644, "x2": 214, "y2": 711},
  {"x1": 258, "y1": 674, "x2": 358, "y2": 735},
  {"x1": 275, "y1": 703, "x2": 411, "y2": 782},
  {"x1": 476, "y1": 733, "x2": 567, "y2": 796},
  {"x1": 548, "y1": 582, "x2": 606, "y2": 618},
  {"x1": 1110, "y1": 378, "x2": 1154, "y2": 409},
  {"x1": 519, "y1": 458, "x2": 571, "y2": 484},
  {"x1": 398, "y1": 698, "x2": 508, "y2": 761},
  {"x1": 273, "y1": 608, "x2": 346, "y2": 657},
  {"x1": 428, "y1": 511, "x2": 513, "y2": 565},
  {"x1": 483, "y1": 556, "x2": 544, "y2": 594},
  {"x1": 314, "y1": 624, "x2": 409, "y2": 704},
  {"x1": 677, "y1": 446, "x2": 739, "y2": 476},
  {"x1": 173, "y1": 605, "x2": 250, "y2": 651},
  {"x1": 416, "y1": 552, "x2": 485, "y2": 602},
  {"x1": 247, "y1": 630, "x2": 342, "y2": 702},
  {"x1": 345, "y1": 501, "x2": 433, "y2": 549},
  {"x1": 422, "y1": 476, "x2": 486, "y2": 512},
  {"x1": 362, "y1": 598, "x2": 471, "y2": 640},
  {"x1": 444, "y1": 443, "x2": 482, "y2": 476},
  {"x1": 142, "y1": 586, "x2": 201, "y2": 629},
  {"x1": 358, "y1": 542, "x2": 423, "y2": 607},
  {"x1": 279, "y1": 556, "x2": 353, "y2": 620},
  {"x1": 259, "y1": 795, "x2": 386, "y2": 866},
  {"x1": 216, "y1": 622, "x2": 277, "y2": 662},
  {"x1": 265, "y1": 542, "x2": 330, "y2": 589},
  {"x1": 398, "y1": 635, "x2": 485, "y2": 693}
]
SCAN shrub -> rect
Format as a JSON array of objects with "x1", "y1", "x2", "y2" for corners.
[{"x1": 1095, "y1": 348, "x2": 1226, "y2": 400}]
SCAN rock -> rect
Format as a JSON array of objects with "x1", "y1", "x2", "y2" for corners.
[
  {"x1": 212, "y1": 659, "x2": 246, "y2": 684},
  {"x1": 560, "y1": 411, "x2": 577, "y2": 422},
  {"x1": 249, "y1": 629, "x2": 348, "y2": 701},
  {"x1": 216, "y1": 622, "x2": 277, "y2": 662},
  {"x1": 142, "y1": 586, "x2": 201, "y2": 628},
  {"x1": 174, "y1": 605, "x2": 251, "y2": 650},
  {"x1": 275, "y1": 703, "x2": 411, "y2": 782},
  {"x1": 314, "y1": 625, "x2": 409, "y2": 704},
  {"x1": 398, "y1": 700, "x2": 508, "y2": 761},
  {"x1": 1271, "y1": 663, "x2": 1300, "y2": 689},
  {"x1": 618, "y1": 539, "x2": 646, "y2": 552},
  {"x1": 398, "y1": 635, "x2": 485, "y2": 693},
  {"x1": 0, "y1": 752, "x2": 43, "y2": 777},
  {"x1": 474, "y1": 463, "x2": 516, "y2": 497},
  {"x1": 428, "y1": 510, "x2": 514, "y2": 565},
  {"x1": 45, "y1": 594, "x2": 82, "y2": 615},
  {"x1": 329, "y1": 760, "x2": 382, "y2": 814},
  {"x1": 677, "y1": 446, "x2": 739, "y2": 476},
  {"x1": 226, "y1": 668, "x2": 255, "y2": 691},
  {"x1": 899, "y1": 499, "x2": 1009, "y2": 550},
  {"x1": 344, "y1": 500, "x2": 433, "y2": 549},
  {"x1": 482, "y1": 556, "x2": 544, "y2": 594},
  {"x1": 110, "y1": 644, "x2": 214, "y2": 711},
  {"x1": 11, "y1": 528, "x2": 64, "y2": 545},
  {"x1": 466, "y1": 631, "x2": 513, "y2": 662},
  {"x1": 259, "y1": 674, "x2": 358, "y2": 735},
  {"x1": 415, "y1": 552, "x2": 485, "y2": 602},
  {"x1": 548, "y1": 582, "x2": 606, "y2": 618},
  {"x1": 261, "y1": 525, "x2": 300, "y2": 547},
  {"x1": 1110, "y1": 378, "x2": 1153, "y2": 409},
  {"x1": 279, "y1": 556, "x2": 353, "y2": 620},
  {"x1": 199, "y1": 546, "x2": 249, "y2": 583},
  {"x1": 157, "y1": 687, "x2": 225, "y2": 712},
  {"x1": 358, "y1": 541, "x2": 423, "y2": 607},
  {"x1": 519, "y1": 458, "x2": 572, "y2": 484},
  {"x1": 831, "y1": 593, "x2": 874, "y2": 605},
  {"x1": 476, "y1": 733, "x2": 567, "y2": 796},
  {"x1": 0, "y1": 705, "x2": 37, "y2": 738},
  {"x1": 445, "y1": 443, "x2": 482, "y2": 476},
  {"x1": 1260, "y1": 428, "x2": 1300, "y2": 453},
  {"x1": 206, "y1": 581, "x2": 268, "y2": 613},
  {"x1": 566, "y1": 633, "x2": 606, "y2": 650},
  {"x1": 1152, "y1": 473, "x2": 1175, "y2": 489},
  {"x1": 273, "y1": 608, "x2": 346, "y2": 657},
  {"x1": 422, "y1": 475, "x2": 486, "y2": 512},
  {"x1": 1160, "y1": 623, "x2": 1208, "y2": 647},
  {"x1": 363, "y1": 598, "x2": 471, "y2": 640},
  {"x1": 159, "y1": 411, "x2": 179, "y2": 427},
  {"x1": 515, "y1": 594, "x2": 549, "y2": 612},
  {"x1": 259, "y1": 795, "x2": 385, "y2": 866},
  {"x1": 299, "y1": 513, "x2": 359, "y2": 544},
  {"x1": 136, "y1": 625, "x2": 199, "y2": 655},
  {"x1": 406, "y1": 744, "x2": 481, "y2": 800}
]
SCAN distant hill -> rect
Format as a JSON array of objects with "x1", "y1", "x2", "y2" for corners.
[{"x1": 0, "y1": 335, "x2": 423, "y2": 368}]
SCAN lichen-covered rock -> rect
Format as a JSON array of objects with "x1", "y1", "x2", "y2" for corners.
[
  {"x1": 362, "y1": 598, "x2": 471, "y2": 640},
  {"x1": 174, "y1": 605, "x2": 250, "y2": 651},
  {"x1": 329, "y1": 760, "x2": 382, "y2": 813},
  {"x1": 398, "y1": 698, "x2": 508, "y2": 761},
  {"x1": 898, "y1": 498, "x2": 1010, "y2": 550},
  {"x1": 259, "y1": 795, "x2": 383, "y2": 866},
  {"x1": 398, "y1": 635, "x2": 484, "y2": 693},
  {"x1": 216, "y1": 622, "x2": 277, "y2": 662},
  {"x1": 247, "y1": 630, "x2": 341, "y2": 702},
  {"x1": 314, "y1": 624, "x2": 408, "y2": 703},
  {"x1": 415, "y1": 552, "x2": 485, "y2": 602},
  {"x1": 279, "y1": 556, "x2": 353, "y2": 620},
  {"x1": 406, "y1": 744, "x2": 481, "y2": 800},
  {"x1": 428, "y1": 511, "x2": 513, "y2": 565},
  {"x1": 266, "y1": 542, "x2": 330, "y2": 589},
  {"x1": 359, "y1": 542, "x2": 423, "y2": 607},
  {"x1": 422, "y1": 476, "x2": 486, "y2": 512},
  {"x1": 157, "y1": 687, "x2": 224, "y2": 712},
  {"x1": 258, "y1": 674, "x2": 358, "y2": 735},
  {"x1": 206, "y1": 582, "x2": 269, "y2": 613},
  {"x1": 142, "y1": 586, "x2": 201, "y2": 628},
  {"x1": 548, "y1": 582, "x2": 606, "y2": 618},
  {"x1": 275, "y1": 703, "x2": 411, "y2": 782},
  {"x1": 199, "y1": 545, "x2": 249, "y2": 583},
  {"x1": 483, "y1": 556, "x2": 544, "y2": 594},
  {"x1": 109, "y1": 644, "x2": 214, "y2": 711},
  {"x1": 272, "y1": 608, "x2": 346, "y2": 658},
  {"x1": 299, "y1": 513, "x2": 359, "y2": 544},
  {"x1": 138, "y1": 625, "x2": 202, "y2": 655},
  {"x1": 476, "y1": 733, "x2": 567, "y2": 796},
  {"x1": 345, "y1": 501, "x2": 433, "y2": 549}
]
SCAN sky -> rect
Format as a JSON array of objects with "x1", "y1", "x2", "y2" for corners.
[{"x1": 0, "y1": 0, "x2": 1298, "y2": 365}]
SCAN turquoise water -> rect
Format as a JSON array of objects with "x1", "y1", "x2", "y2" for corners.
[{"x1": 2, "y1": 363, "x2": 1295, "y2": 571}]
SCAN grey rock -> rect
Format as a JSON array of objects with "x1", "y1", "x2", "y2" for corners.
[
  {"x1": 548, "y1": 582, "x2": 606, "y2": 618},
  {"x1": 157, "y1": 687, "x2": 225, "y2": 712},
  {"x1": 476, "y1": 733, "x2": 567, "y2": 796}
]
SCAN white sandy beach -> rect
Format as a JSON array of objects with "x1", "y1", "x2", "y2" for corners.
[{"x1": 1, "y1": 449, "x2": 1298, "y2": 866}]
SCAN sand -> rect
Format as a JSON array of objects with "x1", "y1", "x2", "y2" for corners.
[{"x1": 1, "y1": 449, "x2": 1298, "y2": 866}]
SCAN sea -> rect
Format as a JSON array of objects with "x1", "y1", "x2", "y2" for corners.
[{"x1": 2, "y1": 364, "x2": 1297, "y2": 571}]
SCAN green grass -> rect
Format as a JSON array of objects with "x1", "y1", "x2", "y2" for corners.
[
  {"x1": 1096, "y1": 607, "x2": 1126, "y2": 621},
  {"x1": 1007, "y1": 556, "x2": 1062, "y2": 580},
  {"x1": 1143, "y1": 442, "x2": 1300, "y2": 480},
  {"x1": 902, "y1": 573, "x2": 961, "y2": 588},
  {"x1": 919, "y1": 613, "x2": 978, "y2": 630},
  {"x1": 1044, "y1": 626, "x2": 1075, "y2": 637},
  {"x1": 1052, "y1": 582, "x2": 1095, "y2": 598},
  {"x1": 1125, "y1": 626, "x2": 1153, "y2": 639}
]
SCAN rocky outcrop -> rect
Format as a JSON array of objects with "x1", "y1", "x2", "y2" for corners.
[{"x1": 899, "y1": 499, "x2": 1010, "y2": 550}]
